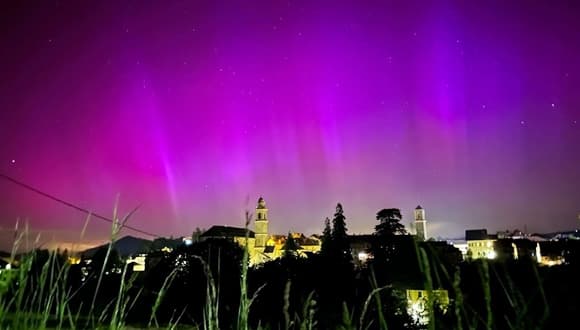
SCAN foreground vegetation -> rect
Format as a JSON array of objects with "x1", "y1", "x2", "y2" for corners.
[{"x1": 1, "y1": 208, "x2": 579, "y2": 329}]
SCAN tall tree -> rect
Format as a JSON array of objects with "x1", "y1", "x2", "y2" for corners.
[
  {"x1": 331, "y1": 203, "x2": 351, "y2": 261},
  {"x1": 375, "y1": 209, "x2": 407, "y2": 237},
  {"x1": 372, "y1": 208, "x2": 407, "y2": 262},
  {"x1": 321, "y1": 217, "x2": 332, "y2": 255}
]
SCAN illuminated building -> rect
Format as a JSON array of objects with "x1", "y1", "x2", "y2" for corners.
[
  {"x1": 451, "y1": 241, "x2": 468, "y2": 259},
  {"x1": 406, "y1": 289, "x2": 450, "y2": 325},
  {"x1": 200, "y1": 197, "x2": 321, "y2": 265},
  {"x1": 535, "y1": 242, "x2": 565, "y2": 266},
  {"x1": 255, "y1": 197, "x2": 269, "y2": 248},
  {"x1": 466, "y1": 229, "x2": 497, "y2": 260},
  {"x1": 414, "y1": 205, "x2": 427, "y2": 242},
  {"x1": 67, "y1": 255, "x2": 81, "y2": 265},
  {"x1": 126, "y1": 255, "x2": 147, "y2": 272}
]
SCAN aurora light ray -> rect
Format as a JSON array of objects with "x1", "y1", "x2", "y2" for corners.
[{"x1": 0, "y1": 1, "x2": 579, "y2": 249}]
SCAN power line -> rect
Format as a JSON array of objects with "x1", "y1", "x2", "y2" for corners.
[{"x1": 0, "y1": 173, "x2": 160, "y2": 238}]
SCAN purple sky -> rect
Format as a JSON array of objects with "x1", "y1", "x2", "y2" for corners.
[{"x1": 1, "y1": 1, "x2": 579, "y2": 249}]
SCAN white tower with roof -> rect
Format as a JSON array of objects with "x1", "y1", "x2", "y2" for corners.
[
  {"x1": 414, "y1": 205, "x2": 427, "y2": 242},
  {"x1": 255, "y1": 197, "x2": 269, "y2": 248}
]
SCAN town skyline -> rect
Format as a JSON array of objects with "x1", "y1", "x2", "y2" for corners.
[{"x1": 0, "y1": 191, "x2": 577, "y2": 253}]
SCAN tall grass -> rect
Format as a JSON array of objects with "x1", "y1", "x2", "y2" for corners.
[
  {"x1": 0, "y1": 222, "x2": 75, "y2": 329},
  {"x1": 0, "y1": 202, "x2": 169, "y2": 330},
  {"x1": 0, "y1": 209, "x2": 554, "y2": 329}
]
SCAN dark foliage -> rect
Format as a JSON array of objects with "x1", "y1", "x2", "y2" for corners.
[
  {"x1": 8, "y1": 234, "x2": 580, "y2": 329},
  {"x1": 328, "y1": 203, "x2": 352, "y2": 263}
]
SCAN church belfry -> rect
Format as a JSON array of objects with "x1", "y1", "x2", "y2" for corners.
[
  {"x1": 414, "y1": 205, "x2": 427, "y2": 242},
  {"x1": 255, "y1": 197, "x2": 269, "y2": 248}
]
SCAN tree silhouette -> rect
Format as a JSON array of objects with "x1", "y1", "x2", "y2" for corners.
[
  {"x1": 331, "y1": 203, "x2": 351, "y2": 261},
  {"x1": 192, "y1": 227, "x2": 204, "y2": 243},
  {"x1": 375, "y1": 209, "x2": 406, "y2": 237},
  {"x1": 282, "y1": 232, "x2": 300, "y2": 258},
  {"x1": 372, "y1": 208, "x2": 407, "y2": 262},
  {"x1": 321, "y1": 217, "x2": 332, "y2": 255}
]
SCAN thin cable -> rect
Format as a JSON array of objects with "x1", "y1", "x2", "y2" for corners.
[{"x1": 0, "y1": 173, "x2": 160, "y2": 238}]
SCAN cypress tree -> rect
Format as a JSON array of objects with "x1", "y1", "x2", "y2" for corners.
[
  {"x1": 321, "y1": 217, "x2": 332, "y2": 255},
  {"x1": 331, "y1": 203, "x2": 351, "y2": 261},
  {"x1": 282, "y1": 232, "x2": 300, "y2": 258}
]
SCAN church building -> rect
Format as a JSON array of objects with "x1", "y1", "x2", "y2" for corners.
[{"x1": 200, "y1": 197, "x2": 321, "y2": 265}]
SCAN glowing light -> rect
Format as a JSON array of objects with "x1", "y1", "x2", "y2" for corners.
[
  {"x1": 358, "y1": 252, "x2": 368, "y2": 261},
  {"x1": 67, "y1": 256, "x2": 81, "y2": 265}
]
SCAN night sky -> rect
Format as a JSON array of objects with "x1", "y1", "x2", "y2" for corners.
[{"x1": 1, "y1": 1, "x2": 579, "y2": 249}]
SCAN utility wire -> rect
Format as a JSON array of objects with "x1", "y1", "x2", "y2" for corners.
[{"x1": 0, "y1": 172, "x2": 160, "y2": 238}]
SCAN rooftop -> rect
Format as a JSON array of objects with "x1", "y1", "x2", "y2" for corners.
[{"x1": 201, "y1": 225, "x2": 255, "y2": 238}]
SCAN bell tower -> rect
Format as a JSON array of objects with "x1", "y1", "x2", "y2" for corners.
[
  {"x1": 255, "y1": 197, "x2": 269, "y2": 248},
  {"x1": 414, "y1": 205, "x2": 427, "y2": 242}
]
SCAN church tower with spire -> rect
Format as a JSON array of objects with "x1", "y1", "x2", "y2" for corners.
[
  {"x1": 414, "y1": 205, "x2": 427, "y2": 242},
  {"x1": 255, "y1": 197, "x2": 269, "y2": 248}
]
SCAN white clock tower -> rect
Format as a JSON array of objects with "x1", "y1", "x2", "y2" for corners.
[
  {"x1": 414, "y1": 205, "x2": 427, "y2": 242},
  {"x1": 255, "y1": 197, "x2": 269, "y2": 248}
]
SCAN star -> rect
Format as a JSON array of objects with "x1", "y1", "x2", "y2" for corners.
[
  {"x1": 551, "y1": 103, "x2": 555, "y2": 108},
  {"x1": 520, "y1": 120, "x2": 526, "y2": 125},
  {"x1": 10, "y1": 159, "x2": 15, "y2": 164}
]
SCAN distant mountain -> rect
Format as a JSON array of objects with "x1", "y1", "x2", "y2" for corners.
[{"x1": 82, "y1": 236, "x2": 153, "y2": 258}]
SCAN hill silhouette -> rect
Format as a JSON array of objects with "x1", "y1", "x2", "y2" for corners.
[{"x1": 82, "y1": 235, "x2": 152, "y2": 258}]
